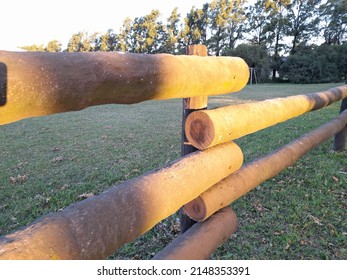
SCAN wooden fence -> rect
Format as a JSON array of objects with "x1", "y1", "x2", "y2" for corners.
[{"x1": 0, "y1": 45, "x2": 346, "y2": 260}]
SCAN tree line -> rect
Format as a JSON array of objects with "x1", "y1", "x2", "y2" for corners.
[{"x1": 21, "y1": 0, "x2": 346, "y2": 83}]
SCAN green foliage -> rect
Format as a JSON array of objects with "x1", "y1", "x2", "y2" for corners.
[
  {"x1": 246, "y1": 0, "x2": 271, "y2": 46},
  {"x1": 181, "y1": 4, "x2": 210, "y2": 46},
  {"x1": 117, "y1": 10, "x2": 166, "y2": 54},
  {"x1": 117, "y1": 17, "x2": 134, "y2": 52},
  {"x1": 264, "y1": 0, "x2": 291, "y2": 80},
  {"x1": 20, "y1": 40, "x2": 62, "y2": 52},
  {"x1": 15, "y1": 0, "x2": 347, "y2": 84},
  {"x1": 285, "y1": 0, "x2": 321, "y2": 54},
  {"x1": 224, "y1": 44, "x2": 271, "y2": 83},
  {"x1": 94, "y1": 29, "x2": 117, "y2": 52},
  {"x1": 208, "y1": 0, "x2": 248, "y2": 56},
  {"x1": 161, "y1": 7, "x2": 182, "y2": 54},
  {"x1": 66, "y1": 32, "x2": 98, "y2": 52},
  {"x1": 319, "y1": 0, "x2": 347, "y2": 45},
  {"x1": 334, "y1": 43, "x2": 347, "y2": 80},
  {"x1": 20, "y1": 44, "x2": 45, "y2": 52},
  {"x1": 45, "y1": 40, "x2": 62, "y2": 52},
  {"x1": 279, "y1": 44, "x2": 346, "y2": 83}
]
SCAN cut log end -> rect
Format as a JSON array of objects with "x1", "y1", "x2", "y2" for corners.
[
  {"x1": 185, "y1": 111, "x2": 215, "y2": 150},
  {"x1": 183, "y1": 196, "x2": 207, "y2": 222}
]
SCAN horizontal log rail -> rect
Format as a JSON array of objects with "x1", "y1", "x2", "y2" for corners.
[
  {"x1": 184, "y1": 109, "x2": 347, "y2": 221},
  {"x1": 0, "y1": 46, "x2": 345, "y2": 260},
  {"x1": 153, "y1": 207, "x2": 238, "y2": 260},
  {"x1": 185, "y1": 85, "x2": 347, "y2": 150},
  {"x1": 0, "y1": 142, "x2": 243, "y2": 260},
  {"x1": 0, "y1": 51, "x2": 248, "y2": 125}
]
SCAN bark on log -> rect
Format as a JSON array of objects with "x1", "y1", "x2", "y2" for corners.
[
  {"x1": 180, "y1": 45, "x2": 209, "y2": 233},
  {"x1": 153, "y1": 207, "x2": 238, "y2": 260},
  {"x1": 185, "y1": 85, "x2": 347, "y2": 150},
  {"x1": 184, "y1": 109, "x2": 347, "y2": 221},
  {"x1": 0, "y1": 142, "x2": 243, "y2": 260},
  {"x1": 0, "y1": 51, "x2": 249, "y2": 125},
  {"x1": 181, "y1": 45, "x2": 208, "y2": 156}
]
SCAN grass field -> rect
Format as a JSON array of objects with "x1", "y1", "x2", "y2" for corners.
[{"x1": 0, "y1": 83, "x2": 346, "y2": 260}]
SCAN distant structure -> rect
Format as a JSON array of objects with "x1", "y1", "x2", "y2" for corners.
[{"x1": 249, "y1": 67, "x2": 258, "y2": 85}]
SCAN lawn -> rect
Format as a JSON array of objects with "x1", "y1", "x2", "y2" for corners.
[{"x1": 0, "y1": 82, "x2": 346, "y2": 259}]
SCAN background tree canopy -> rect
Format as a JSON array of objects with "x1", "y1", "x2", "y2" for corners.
[{"x1": 20, "y1": 0, "x2": 346, "y2": 84}]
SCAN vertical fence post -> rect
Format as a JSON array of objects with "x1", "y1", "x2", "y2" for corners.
[
  {"x1": 180, "y1": 45, "x2": 209, "y2": 233},
  {"x1": 333, "y1": 80, "x2": 347, "y2": 152}
]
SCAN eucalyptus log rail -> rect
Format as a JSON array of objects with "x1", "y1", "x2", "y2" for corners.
[
  {"x1": 1, "y1": 47, "x2": 345, "y2": 260},
  {"x1": 183, "y1": 109, "x2": 347, "y2": 221},
  {"x1": 153, "y1": 207, "x2": 238, "y2": 260},
  {"x1": 0, "y1": 142, "x2": 243, "y2": 260},
  {"x1": 0, "y1": 51, "x2": 249, "y2": 125},
  {"x1": 185, "y1": 85, "x2": 347, "y2": 150}
]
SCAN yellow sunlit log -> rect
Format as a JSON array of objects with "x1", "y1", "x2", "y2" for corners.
[
  {"x1": 0, "y1": 51, "x2": 249, "y2": 125},
  {"x1": 185, "y1": 85, "x2": 347, "y2": 150},
  {"x1": 0, "y1": 142, "x2": 243, "y2": 260},
  {"x1": 153, "y1": 207, "x2": 237, "y2": 260},
  {"x1": 184, "y1": 109, "x2": 347, "y2": 221}
]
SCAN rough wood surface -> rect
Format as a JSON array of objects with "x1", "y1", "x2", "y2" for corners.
[
  {"x1": 180, "y1": 45, "x2": 209, "y2": 233},
  {"x1": 0, "y1": 51, "x2": 249, "y2": 125},
  {"x1": 181, "y1": 45, "x2": 209, "y2": 159},
  {"x1": 184, "y1": 109, "x2": 347, "y2": 221},
  {"x1": 153, "y1": 207, "x2": 238, "y2": 260},
  {"x1": 333, "y1": 98, "x2": 347, "y2": 151},
  {"x1": 185, "y1": 85, "x2": 347, "y2": 150},
  {"x1": 0, "y1": 142, "x2": 243, "y2": 259}
]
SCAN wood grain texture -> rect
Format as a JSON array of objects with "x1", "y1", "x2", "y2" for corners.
[
  {"x1": 184, "y1": 109, "x2": 347, "y2": 221},
  {"x1": 185, "y1": 85, "x2": 347, "y2": 150},
  {"x1": 0, "y1": 51, "x2": 249, "y2": 125},
  {"x1": 0, "y1": 142, "x2": 243, "y2": 259},
  {"x1": 180, "y1": 45, "x2": 209, "y2": 233},
  {"x1": 153, "y1": 207, "x2": 238, "y2": 260}
]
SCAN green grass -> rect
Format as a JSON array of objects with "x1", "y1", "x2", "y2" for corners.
[{"x1": 0, "y1": 83, "x2": 346, "y2": 259}]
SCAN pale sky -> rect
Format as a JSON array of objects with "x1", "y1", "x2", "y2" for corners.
[{"x1": 1, "y1": 0, "x2": 209, "y2": 51}]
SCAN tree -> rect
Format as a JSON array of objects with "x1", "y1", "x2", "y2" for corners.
[
  {"x1": 136, "y1": 9, "x2": 166, "y2": 54},
  {"x1": 225, "y1": 0, "x2": 248, "y2": 50},
  {"x1": 279, "y1": 45, "x2": 342, "y2": 83},
  {"x1": 45, "y1": 40, "x2": 62, "y2": 52},
  {"x1": 117, "y1": 10, "x2": 165, "y2": 54},
  {"x1": 162, "y1": 7, "x2": 182, "y2": 54},
  {"x1": 225, "y1": 43, "x2": 271, "y2": 82},
  {"x1": 117, "y1": 17, "x2": 135, "y2": 52},
  {"x1": 286, "y1": 0, "x2": 321, "y2": 54},
  {"x1": 246, "y1": 0, "x2": 272, "y2": 46},
  {"x1": 334, "y1": 43, "x2": 347, "y2": 80},
  {"x1": 320, "y1": 0, "x2": 347, "y2": 45},
  {"x1": 66, "y1": 32, "x2": 97, "y2": 52},
  {"x1": 95, "y1": 29, "x2": 117, "y2": 52},
  {"x1": 208, "y1": 0, "x2": 248, "y2": 56},
  {"x1": 66, "y1": 32, "x2": 83, "y2": 52},
  {"x1": 264, "y1": 0, "x2": 291, "y2": 80},
  {"x1": 208, "y1": 0, "x2": 229, "y2": 56},
  {"x1": 20, "y1": 44, "x2": 45, "y2": 52},
  {"x1": 181, "y1": 4, "x2": 210, "y2": 46},
  {"x1": 20, "y1": 40, "x2": 62, "y2": 52}
]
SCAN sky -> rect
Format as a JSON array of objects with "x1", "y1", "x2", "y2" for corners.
[{"x1": 1, "y1": 0, "x2": 210, "y2": 51}]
